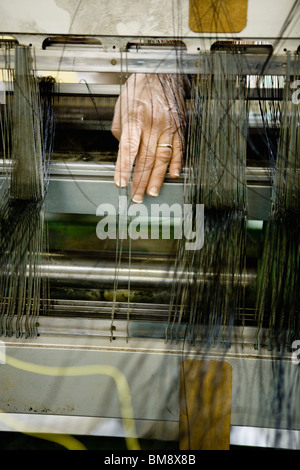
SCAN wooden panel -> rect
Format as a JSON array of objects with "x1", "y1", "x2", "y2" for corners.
[
  {"x1": 180, "y1": 359, "x2": 232, "y2": 450},
  {"x1": 189, "y1": 0, "x2": 248, "y2": 33}
]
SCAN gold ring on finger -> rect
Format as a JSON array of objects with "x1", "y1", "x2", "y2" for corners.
[{"x1": 157, "y1": 143, "x2": 173, "y2": 149}]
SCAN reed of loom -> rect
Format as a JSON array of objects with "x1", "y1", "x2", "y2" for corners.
[
  {"x1": 255, "y1": 52, "x2": 300, "y2": 350},
  {"x1": 0, "y1": 45, "x2": 52, "y2": 338},
  {"x1": 166, "y1": 51, "x2": 248, "y2": 346}
]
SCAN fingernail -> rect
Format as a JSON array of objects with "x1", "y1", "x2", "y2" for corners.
[
  {"x1": 148, "y1": 187, "x2": 159, "y2": 197},
  {"x1": 173, "y1": 169, "x2": 181, "y2": 177},
  {"x1": 115, "y1": 177, "x2": 127, "y2": 188},
  {"x1": 132, "y1": 194, "x2": 143, "y2": 204}
]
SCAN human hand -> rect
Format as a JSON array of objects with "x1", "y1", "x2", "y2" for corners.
[{"x1": 111, "y1": 73, "x2": 187, "y2": 203}]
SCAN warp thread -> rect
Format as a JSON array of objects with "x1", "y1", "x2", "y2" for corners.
[{"x1": 0, "y1": 45, "x2": 55, "y2": 338}]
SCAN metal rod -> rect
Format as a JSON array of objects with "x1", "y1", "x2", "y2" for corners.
[{"x1": 41, "y1": 254, "x2": 257, "y2": 288}]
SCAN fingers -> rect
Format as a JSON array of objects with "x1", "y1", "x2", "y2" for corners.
[
  {"x1": 145, "y1": 131, "x2": 183, "y2": 198},
  {"x1": 114, "y1": 123, "x2": 141, "y2": 188},
  {"x1": 168, "y1": 131, "x2": 184, "y2": 178},
  {"x1": 145, "y1": 133, "x2": 174, "y2": 198},
  {"x1": 111, "y1": 73, "x2": 186, "y2": 203},
  {"x1": 114, "y1": 126, "x2": 183, "y2": 201},
  {"x1": 125, "y1": 129, "x2": 184, "y2": 203},
  {"x1": 131, "y1": 134, "x2": 157, "y2": 203}
]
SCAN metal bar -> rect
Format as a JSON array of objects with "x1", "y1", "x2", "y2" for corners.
[
  {"x1": 0, "y1": 160, "x2": 274, "y2": 219},
  {"x1": 0, "y1": 48, "x2": 296, "y2": 75},
  {"x1": 39, "y1": 253, "x2": 257, "y2": 287}
]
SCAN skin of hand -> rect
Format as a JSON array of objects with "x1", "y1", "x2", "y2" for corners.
[{"x1": 111, "y1": 73, "x2": 187, "y2": 203}]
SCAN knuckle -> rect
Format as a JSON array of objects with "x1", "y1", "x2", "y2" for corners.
[
  {"x1": 173, "y1": 143, "x2": 184, "y2": 153},
  {"x1": 152, "y1": 112, "x2": 163, "y2": 127},
  {"x1": 121, "y1": 136, "x2": 140, "y2": 155},
  {"x1": 137, "y1": 155, "x2": 155, "y2": 170},
  {"x1": 156, "y1": 150, "x2": 172, "y2": 164}
]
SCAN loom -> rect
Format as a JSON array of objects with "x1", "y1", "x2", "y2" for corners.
[{"x1": 0, "y1": 0, "x2": 299, "y2": 450}]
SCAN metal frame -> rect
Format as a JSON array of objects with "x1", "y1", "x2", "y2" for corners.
[{"x1": 1, "y1": 0, "x2": 300, "y2": 448}]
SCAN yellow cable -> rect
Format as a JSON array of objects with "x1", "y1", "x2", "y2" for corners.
[
  {"x1": 0, "y1": 411, "x2": 87, "y2": 450},
  {"x1": 0, "y1": 350, "x2": 141, "y2": 450},
  {"x1": 26, "y1": 433, "x2": 87, "y2": 450}
]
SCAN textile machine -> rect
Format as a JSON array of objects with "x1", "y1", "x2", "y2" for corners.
[{"x1": 0, "y1": 0, "x2": 299, "y2": 450}]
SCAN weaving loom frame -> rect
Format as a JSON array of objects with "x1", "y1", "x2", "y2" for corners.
[{"x1": 0, "y1": 0, "x2": 300, "y2": 450}]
